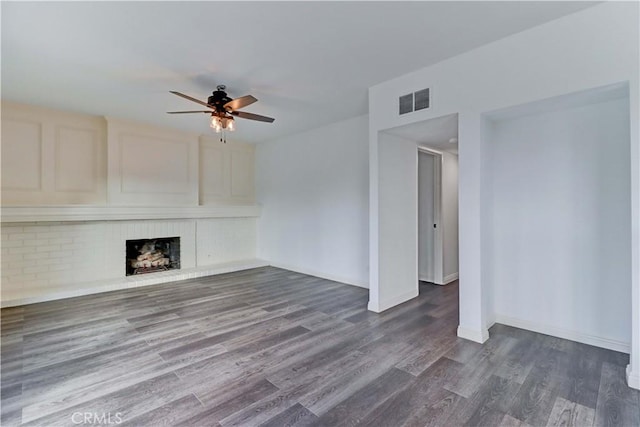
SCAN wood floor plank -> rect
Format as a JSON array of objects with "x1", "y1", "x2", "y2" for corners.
[
  {"x1": 20, "y1": 346, "x2": 215, "y2": 421},
  {"x1": 1, "y1": 393, "x2": 23, "y2": 427},
  {"x1": 443, "y1": 338, "x2": 484, "y2": 364},
  {"x1": 23, "y1": 372, "x2": 186, "y2": 426},
  {"x1": 182, "y1": 378, "x2": 279, "y2": 425},
  {"x1": 446, "y1": 374, "x2": 521, "y2": 426},
  {"x1": 561, "y1": 345, "x2": 603, "y2": 410},
  {"x1": 493, "y1": 333, "x2": 541, "y2": 385},
  {"x1": 547, "y1": 396, "x2": 594, "y2": 427},
  {"x1": 259, "y1": 403, "x2": 319, "y2": 427},
  {"x1": 2, "y1": 267, "x2": 638, "y2": 427},
  {"x1": 266, "y1": 350, "x2": 364, "y2": 392},
  {"x1": 443, "y1": 334, "x2": 519, "y2": 398},
  {"x1": 507, "y1": 348, "x2": 570, "y2": 426},
  {"x1": 395, "y1": 330, "x2": 459, "y2": 376},
  {"x1": 499, "y1": 414, "x2": 535, "y2": 427},
  {"x1": 595, "y1": 362, "x2": 640, "y2": 427},
  {"x1": 315, "y1": 367, "x2": 414, "y2": 426},
  {"x1": 297, "y1": 356, "x2": 382, "y2": 415},
  {"x1": 121, "y1": 394, "x2": 203, "y2": 427},
  {"x1": 218, "y1": 383, "x2": 309, "y2": 427},
  {"x1": 357, "y1": 356, "x2": 463, "y2": 426},
  {"x1": 403, "y1": 388, "x2": 466, "y2": 427}
]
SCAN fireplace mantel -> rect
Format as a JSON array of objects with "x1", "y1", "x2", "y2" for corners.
[{"x1": 0, "y1": 205, "x2": 261, "y2": 223}]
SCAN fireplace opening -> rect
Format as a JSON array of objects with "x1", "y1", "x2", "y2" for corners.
[{"x1": 126, "y1": 237, "x2": 180, "y2": 276}]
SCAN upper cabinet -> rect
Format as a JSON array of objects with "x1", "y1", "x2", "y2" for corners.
[{"x1": 0, "y1": 102, "x2": 255, "y2": 206}]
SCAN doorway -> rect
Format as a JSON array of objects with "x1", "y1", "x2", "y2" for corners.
[
  {"x1": 418, "y1": 149, "x2": 443, "y2": 284},
  {"x1": 368, "y1": 113, "x2": 458, "y2": 313}
]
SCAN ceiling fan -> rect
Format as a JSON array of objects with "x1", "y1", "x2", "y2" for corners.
[{"x1": 168, "y1": 85, "x2": 275, "y2": 133}]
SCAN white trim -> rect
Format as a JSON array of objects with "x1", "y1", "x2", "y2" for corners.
[
  {"x1": 443, "y1": 272, "x2": 459, "y2": 284},
  {"x1": 0, "y1": 205, "x2": 261, "y2": 223},
  {"x1": 419, "y1": 272, "x2": 457, "y2": 285},
  {"x1": 267, "y1": 262, "x2": 368, "y2": 289},
  {"x1": 495, "y1": 314, "x2": 630, "y2": 354},
  {"x1": 368, "y1": 288, "x2": 419, "y2": 313},
  {"x1": 627, "y1": 365, "x2": 640, "y2": 390},
  {"x1": 1, "y1": 259, "x2": 268, "y2": 307},
  {"x1": 457, "y1": 325, "x2": 490, "y2": 343}
]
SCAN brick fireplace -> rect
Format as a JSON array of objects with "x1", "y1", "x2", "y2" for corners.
[{"x1": 1, "y1": 206, "x2": 263, "y2": 307}]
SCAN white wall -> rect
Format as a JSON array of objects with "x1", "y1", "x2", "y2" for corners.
[
  {"x1": 368, "y1": 2, "x2": 639, "y2": 386},
  {"x1": 442, "y1": 151, "x2": 459, "y2": 281},
  {"x1": 1, "y1": 101, "x2": 257, "y2": 207},
  {"x1": 1, "y1": 102, "x2": 107, "y2": 205},
  {"x1": 200, "y1": 136, "x2": 256, "y2": 206},
  {"x1": 372, "y1": 132, "x2": 419, "y2": 310},
  {"x1": 256, "y1": 115, "x2": 369, "y2": 287},
  {"x1": 487, "y1": 97, "x2": 631, "y2": 351},
  {"x1": 106, "y1": 117, "x2": 200, "y2": 206}
]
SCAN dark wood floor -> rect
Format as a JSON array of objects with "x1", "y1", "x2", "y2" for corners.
[{"x1": 1, "y1": 267, "x2": 639, "y2": 426}]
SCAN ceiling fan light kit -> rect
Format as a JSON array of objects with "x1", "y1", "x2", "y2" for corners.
[
  {"x1": 210, "y1": 115, "x2": 234, "y2": 133},
  {"x1": 168, "y1": 85, "x2": 274, "y2": 142}
]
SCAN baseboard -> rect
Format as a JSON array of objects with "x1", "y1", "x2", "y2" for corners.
[
  {"x1": 267, "y1": 261, "x2": 368, "y2": 289},
  {"x1": 368, "y1": 288, "x2": 419, "y2": 313},
  {"x1": 457, "y1": 325, "x2": 490, "y2": 343},
  {"x1": 419, "y1": 275, "x2": 435, "y2": 283},
  {"x1": 1, "y1": 259, "x2": 269, "y2": 308},
  {"x1": 626, "y1": 365, "x2": 640, "y2": 390},
  {"x1": 443, "y1": 272, "x2": 459, "y2": 284},
  {"x1": 495, "y1": 314, "x2": 630, "y2": 354},
  {"x1": 419, "y1": 272, "x2": 457, "y2": 286}
]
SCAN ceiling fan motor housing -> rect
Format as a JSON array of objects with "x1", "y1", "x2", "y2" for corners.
[{"x1": 208, "y1": 89, "x2": 233, "y2": 113}]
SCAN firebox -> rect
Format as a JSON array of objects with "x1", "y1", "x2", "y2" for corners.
[{"x1": 126, "y1": 237, "x2": 180, "y2": 276}]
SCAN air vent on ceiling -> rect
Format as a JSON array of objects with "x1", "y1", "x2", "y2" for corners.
[
  {"x1": 414, "y1": 88, "x2": 430, "y2": 111},
  {"x1": 399, "y1": 93, "x2": 413, "y2": 115},
  {"x1": 398, "y1": 87, "x2": 431, "y2": 115}
]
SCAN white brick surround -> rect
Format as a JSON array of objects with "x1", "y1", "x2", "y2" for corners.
[{"x1": 1, "y1": 217, "x2": 262, "y2": 307}]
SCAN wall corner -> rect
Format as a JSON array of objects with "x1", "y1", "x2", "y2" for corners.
[{"x1": 457, "y1": 325, "x2": 489, "y2": 344}]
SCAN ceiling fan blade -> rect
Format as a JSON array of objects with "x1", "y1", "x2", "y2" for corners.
[
  {"x1": 167, "y1": 110, "x2": 212, "y2": 114},
  {"x1": 224, "y1": 95, "x2": 257, "y2": 111},
  {"x1": 170, "y1": 91, "x2": 214, "y2": 109},
  {"x1": 231, "y1": 111, "x2": 275, "y2": 123}
]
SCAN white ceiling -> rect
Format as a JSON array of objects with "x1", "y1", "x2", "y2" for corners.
[
  {"x1": 485, "y1": 81, "x2": 629, "y2": 122},
  {"x1": 384, "y1": 113, "x2": 459, "y2": 154},
  {"x1": 1, "y1": 1, "x2": 597, "y2": 144}
]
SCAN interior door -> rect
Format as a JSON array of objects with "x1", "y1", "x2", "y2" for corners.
[{"x1": 418, "y1": 152, "x2": 435, "y2": 282}]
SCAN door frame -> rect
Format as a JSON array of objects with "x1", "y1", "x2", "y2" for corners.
[{"x1": 417, "y1": 147, "x2": 444, "y2": 285}]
